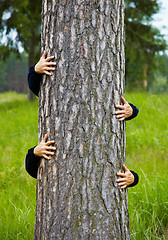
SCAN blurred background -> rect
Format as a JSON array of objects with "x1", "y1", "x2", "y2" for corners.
[
  {"x1": 0, "y1": 0, "x2": 168, "y2": 95},
  {"x1": 0, "y1": 0, "x2": 168, "y2": 239}
]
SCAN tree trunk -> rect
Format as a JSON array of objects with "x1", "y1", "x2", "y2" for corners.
[
  {"x1": 28, "y1": 0, "x2": 39, "y2": 101},
  {"x1": 35, "y1": 0, "x2": 130, "y2": 239},
  {"x1": 28, "y1": 30, "x2": 36, "y2": 101}
]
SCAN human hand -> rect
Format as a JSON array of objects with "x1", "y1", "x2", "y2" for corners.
[
  {"x1": 116, "y1": 165, "x2": 134, "y2": 189},
  {"x1": 115, "y1": 97, "x2": 133, "y2": 121},
  {"x1": 34, "y1": 51, "x2": 56, "y2": 75},
  {"x1": 34, "y1": 134, "x2": 56, "y2": 160}
]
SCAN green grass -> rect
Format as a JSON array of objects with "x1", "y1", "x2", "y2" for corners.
[
  {"x1": 0, "y1": 91, "x2": 168, "y2": 239},
  {"x1": 0, "y1": 92, "x2": 38, "y2": 240},
  {"x1": 126, "y1": 93, "x2": 168, "y2": 239}
]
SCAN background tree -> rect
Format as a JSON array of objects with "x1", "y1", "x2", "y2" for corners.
[
  {"x1": 125, "y1": 0, "x2": 167, "y2": 90},
  {"x1": 149, "y1": 53, "x2": 168, "y2": 93},
  {"x1": 0, "y1": 0, "x2": 41, "y2": 99},
  {"x1": 0, "y1": 52, "x2": 28, "y2": 93},
  {"x1": 0, "y1": 0, "x2": 167, "y2": 94},
  {"x1": 35, "y1": 0, "x2": 130, "y2": 239},
  {"x1": 0, "y1": 60, "x2": 7, "y2": 92}
]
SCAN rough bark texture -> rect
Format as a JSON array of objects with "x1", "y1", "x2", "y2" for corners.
[
  {"x1": 35, "y1": 0, "x2": 130, "y2": 239},
  {"x1": 28, "y1": 30, "x2": 36, "y2": 101}
]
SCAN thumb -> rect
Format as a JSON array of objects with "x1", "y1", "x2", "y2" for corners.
[
  {"x1": 122, "y1": 164, "x2": 129, "y2": 173},
  {"x1": 121, "y1": 97, "x2": 128, "y2": 105},
  {"x1": 41, "y1": 50, "x2": 47, "y2": 59}
]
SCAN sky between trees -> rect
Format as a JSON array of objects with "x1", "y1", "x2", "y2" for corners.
[
  {"x1": 152, "y1": 0, "x2": 168, "y2": 43},
  {"x1": 1, "y1": 0, "x2": 168, "y2": 53}
]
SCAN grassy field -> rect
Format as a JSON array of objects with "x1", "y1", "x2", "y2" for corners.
[
  {"x1": 0, "y1": 92, "x2": 38, "y2": 240},
  {"x1": 0, "y1": 91, "x2": 167, "y2": 239},
  {"x1": 126, "y1": 93, "x2": 168, "y2": 239}
]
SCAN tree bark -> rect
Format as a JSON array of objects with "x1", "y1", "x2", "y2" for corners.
[
  {"x1": 28, "y1": 29, "x2": 36, "y2": 101},
  {"x1": 27, "y1": 0, "x2": 41, "y2": 101},
  {"x1": 35, "y1": 0, "x2": 130, "y2": 239}
]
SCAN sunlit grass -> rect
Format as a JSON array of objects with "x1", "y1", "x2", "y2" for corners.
[
  {"x1": 126, "y1": 92, "x2": 168, "y2": 239},
  {"x1": 0, "y1": 92, "x2": 38, "y2": 239}
]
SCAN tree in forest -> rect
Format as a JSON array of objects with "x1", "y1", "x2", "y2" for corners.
[
  {"x1": 149, "y1": 53, "x2": 168, "y2": 93},
  {"x1": 0, "y1": 52, "x2": 28, "y2": 93},
  {"x1": 0, "y1": 60, "x2": 7, "y2": 92},
  {"x1": 0, "y1": 0, "x2": 41, "y2": 62},
  {"x1": 0, "y1": 0, "x2": 167, "y2": 94},
  {"x1": 35, "y1": 0, "x2": 130, "y2": 239},
  {"x1": 0, "y1": 0, "x2": 41, "y2": 99},
  {"x1": 125, "y1": 0, "x2": 167, "y2": 90}
]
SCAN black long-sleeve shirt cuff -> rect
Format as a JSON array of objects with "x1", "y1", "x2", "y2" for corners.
[
  {"x1": 25, "y1": 147, "x2": 40, "y2": 179},
  {"x1": 28, "y1": 65, "x2": 42, "y2": 96}
]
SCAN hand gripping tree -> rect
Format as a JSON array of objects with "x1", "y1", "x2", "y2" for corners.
[{"x1": 35, "y1": 0, "x2": 130, "y2": 239}]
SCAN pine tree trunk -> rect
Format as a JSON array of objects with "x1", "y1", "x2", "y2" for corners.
[
  {"x1": 28, "y1": 25, "x2": 36, "y2": 101},
  {"x1": 35, "y1": 0, "x2": 130, "y2": 239}
]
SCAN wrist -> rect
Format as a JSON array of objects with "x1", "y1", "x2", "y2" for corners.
[
  {"x1": 129, "y1": 105, "x2": 133, "y2": 116},
  {"x1": 131, "y1": 174, "x2": 135, "y2": 185},
  {"x1": 34, "y1": 64, "x2": 39, "y2": 74},
  {"x1": 34, "y1": 64, "x2": 42, "y2": 74},
  {"x1": 33, "y1": 146, "x2": 38, "y2": 156}
]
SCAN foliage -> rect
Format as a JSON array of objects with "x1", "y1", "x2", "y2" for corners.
[
  {"x1": 0, "y1": 52, "x2": 28, "y2": 93},
  {"x1": 0, "y1": 59, "x2": 7, "y2": 90},
  {"x1": 0, "y1": 92, "x2": 168, "y2": 239},
  {"x1": 125, "y1": 0, "x2": 167, "y2": 90},
  {"x1": 0, "y1": 0, "x2": 167, "y2": 91},
  {"x1": 149, "y1": 74, "x2": 168, "y2": 94},
  {"x1": 148, "y1": 53, "x2": 168, "y2": 93},
  {"x1": 0, "y1": 0, "x2": 41, "y2": 63}
]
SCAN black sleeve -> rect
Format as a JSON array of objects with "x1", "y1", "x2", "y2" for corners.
[
  {"x1": 25, "y1": 147, "x2": 40, "y2": 179},
  {"x1": 125, "y1": 103, "x2": 139, "y2": 121},
  {"x1": 128, "y1": 170, "x2": 139, "y2": 187},
  {"x1": 27, "y1": 65, "x2": 42, "y2": 97}
]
